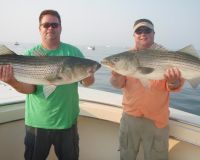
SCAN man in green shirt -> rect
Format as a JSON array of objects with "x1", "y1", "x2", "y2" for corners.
[{"x1": 0, "y1": 9, "x2": 94, "y2": 160}]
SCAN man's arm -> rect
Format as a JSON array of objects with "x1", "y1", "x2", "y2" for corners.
[{"x1": 0, "y1": 65, "x2": 36, "y2": 94}]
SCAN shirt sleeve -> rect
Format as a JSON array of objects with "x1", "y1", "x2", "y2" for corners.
[
  {"x1": 75, "y1": 48, "x2": 84, "y2": 58},
  {"x1": 24, "y1": 49, "x2": 32, "y2": 56}
]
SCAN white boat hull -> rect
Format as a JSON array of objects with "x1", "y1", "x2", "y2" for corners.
[{"x1": 0, "y1": 86, "x2": 200, "y2": 160}]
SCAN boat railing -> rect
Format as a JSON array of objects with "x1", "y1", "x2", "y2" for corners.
[{"x1": 1, "y1": 85, "x2": 200, "y2": 147}]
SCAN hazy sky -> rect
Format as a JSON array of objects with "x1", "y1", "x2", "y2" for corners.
[{"x1": 0, "y1": 0, "x2": 199, "y2": 49}]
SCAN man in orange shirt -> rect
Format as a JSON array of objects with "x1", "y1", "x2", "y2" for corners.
[{"x1": 110, "y1": 19, "x2": 184, "y2": 160}]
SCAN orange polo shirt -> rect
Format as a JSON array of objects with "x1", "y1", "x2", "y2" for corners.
[{"x1": 122, "y1": 77, "x2": 178, "y2": 128}]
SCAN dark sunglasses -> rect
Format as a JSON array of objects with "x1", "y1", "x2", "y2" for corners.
[
  {"x1": 135, "y1": 28, "x2": 153, "y2": 35},
  {"x1": 40, "y1": 22, "x2": 60, "y2": 29}
]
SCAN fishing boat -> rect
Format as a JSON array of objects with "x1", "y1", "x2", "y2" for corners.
[
  {"x1": 0, "y1": 84, "x2": 200, "y2": 160},
  {"x1": 87, "y1": 46, "x2": 95, "y2": 50},
  {"x1": 14, "y1": 42, "x2": 20, "y2": 45}
]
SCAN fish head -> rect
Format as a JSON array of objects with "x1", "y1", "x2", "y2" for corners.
[
  {"x1": 79, "y1": 60, "x2": 101, "y2": 75},
  {"x1": 61, "y1": 57, "x2": 101, "y2": 83},
  {"x1": 101, "y1": 51, "x2": 139, "y2": 75}
]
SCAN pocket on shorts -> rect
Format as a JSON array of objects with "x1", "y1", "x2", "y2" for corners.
[
  {"x1": 119, "y1": 117, "x2": 128, "y2": 150},
  {"x1": 152, "y1": 128, "x2": 168, "y2": 152}
]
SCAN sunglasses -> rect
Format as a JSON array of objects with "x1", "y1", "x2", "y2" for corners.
[
  {"x1": 40, "y1": 22, "x2": 60, "y2": 29},
  {"x1": 135, "y1": 28, "x2": 153, "y2": 35}
]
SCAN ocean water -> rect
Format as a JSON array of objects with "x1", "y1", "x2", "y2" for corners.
[{"x1": 2, "y1": 42, "x2": 200, "y2": 116}]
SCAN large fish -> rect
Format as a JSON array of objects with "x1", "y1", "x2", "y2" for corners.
[
  {"x1": 101, "y1": 45, "x2": 200, "y2": 88},
  {"x1": 0, "y1": 45, "x2": 101, "y2": 97}
]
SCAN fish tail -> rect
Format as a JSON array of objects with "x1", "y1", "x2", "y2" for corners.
[
  {"x1": 188, "y1": 77, "x2": 200, "y2": 89},
  {"x1": 0, "y1": 45, "x2": 16, "y2": 55}
]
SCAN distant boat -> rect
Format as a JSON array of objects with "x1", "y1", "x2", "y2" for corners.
[
  {"x1": 87, "y1": 46, "x2": 95, "y2": 50},
  {"x1": 14, "y1": 42, "x2": 19, "y2": 45}
]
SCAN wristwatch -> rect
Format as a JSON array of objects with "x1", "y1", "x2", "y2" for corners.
[{"x1": 167, "y1": 79, "x2": 180, "y2": 88}]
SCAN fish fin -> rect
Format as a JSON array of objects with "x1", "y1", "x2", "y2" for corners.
[
  {"x1": 137, "y1": 67, "x2": 154, "y2": 74},
  {"x1": 188, "y1": 78, "x2": 200, "y2": 89},
  {"x1": 178, "y1": 45, "x2": 199, "y2": 58},
  {"x1": 43, "y1": 85, "x2": 57, "y2": 98},
  {"x1": 32, "y1": 48, "x2": 46, "y2": 56},
  {"x1": 0, "y1": 45, "x2": 17, "y2": 55},
  {"x1": 139, "y1": 78, "x2": 150, "y2": 87},
  {"x1": 163, "y1": 65, "x2": 174, "y2": 71},
  {"x1": 149, "y1": 43, "x2": 168, "y2": 51}
]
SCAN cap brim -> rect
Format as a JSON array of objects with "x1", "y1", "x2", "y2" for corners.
[{"x1": 133, "y1": 22, "x2": 154, "y2": 32}]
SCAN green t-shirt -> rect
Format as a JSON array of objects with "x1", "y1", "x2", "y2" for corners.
[{"x1": 25, "y1": 42, "x2": 84, "y2": 129}]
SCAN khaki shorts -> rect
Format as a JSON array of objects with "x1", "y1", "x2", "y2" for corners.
[{"x1": 119, "y1": 113, "x2": 169, "y2": 160}]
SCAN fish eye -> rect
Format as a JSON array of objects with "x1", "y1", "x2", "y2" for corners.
[{"x1": 113, "y1": 57, "x2": 120, "y2": 62}]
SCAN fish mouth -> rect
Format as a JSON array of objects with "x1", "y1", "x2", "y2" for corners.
[
  {"x1": 96, "y1": 63, "x2": 101, "y2": 70},
  {"x1": 101, "y1": 59, "x2": 114, "y2": 68},
  {"x1": 87, "y1": 63, "x2": 101, "y2": 74}
]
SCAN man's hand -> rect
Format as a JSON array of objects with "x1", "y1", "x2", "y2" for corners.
[
  {"x1": 110, "y1": 71, "x2": 126, "y2": 89},
  {"x1": 80, "y1": 74, "x2": 95, "y2": 87},
  {"x1": 0, "y1": 64, "x2": 36, "y2": 94},
  {"x1": 0, "y1": 65, "x2": 16, "y2": 84},
  {"x1": 164, "y1": 67, "x2": 184, "y2": 90}
]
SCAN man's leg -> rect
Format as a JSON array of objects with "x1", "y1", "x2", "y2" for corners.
[
  {"x1": 53, "y1": 123, "x2": 79, "y2": 160},
  {"x1": 141, "y1": 119, "x2": 169, "y2": 160},
  {"x1": 119, "y1": 113, "x2": 142, "y2": 160},
  {"x1": 24, "y1": 126, "x2": 52, "y2": 160}
]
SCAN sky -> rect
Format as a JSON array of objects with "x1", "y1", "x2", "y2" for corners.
[{"x1": 0, "y1": 0, "x2": 199, "y2": 49}]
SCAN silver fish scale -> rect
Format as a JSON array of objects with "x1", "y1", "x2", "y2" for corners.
[
  {"x1": 136, "y1": 50, "x2": 200, "y2": 72},
  {"x1": 0, "y1": 55, "x2": 64, "y2": 83},
  {"x1": 12, "y1": 63, "x2": 62, "y2": 79}
]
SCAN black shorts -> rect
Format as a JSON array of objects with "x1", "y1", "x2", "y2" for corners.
[{"x1": 24, "y1": 124, "x2": 79, "y2": 160}]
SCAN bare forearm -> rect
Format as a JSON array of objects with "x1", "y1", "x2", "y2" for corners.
[
  {"x1": 8, "y1": 80, "x2": 36, "y2": 94},
  {"x1": 0, "y1": 65, "x2": 36, "y2": 94}
]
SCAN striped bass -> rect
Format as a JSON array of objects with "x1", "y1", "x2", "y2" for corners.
[
  {"x1": 101, "y1": 45, "x2": 200, "y2": 88},
  {"x1": 0, "y1": 45, "x2": 101, "y2": 98}
]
